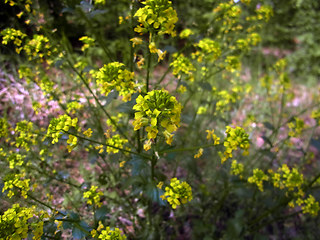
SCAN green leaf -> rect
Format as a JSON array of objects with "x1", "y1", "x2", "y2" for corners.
[{"x1": 263, "y1": 122, "x2": 274, "y2": 131}]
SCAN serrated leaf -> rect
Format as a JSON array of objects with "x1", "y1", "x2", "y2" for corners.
[
  {"x1": 127, "y1": 155, "x2": 150, "y2": 177},
  {"x1": 145, "y1": 182, "x2": 166, "y2": 205},
  {"x1": 95, "y1": 206, "x2": 108, "y2": 221},
  {"x1": 72, "y1": 226, "x2": 86, "y2": 240}
]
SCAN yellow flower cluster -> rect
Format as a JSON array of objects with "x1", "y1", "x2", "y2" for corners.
[
  {"x1": 130, "y1": 37, "x2": 143, "y2": 48},
  {"x1": 96, "y1": 62, "x2": 136, "y2": 102},
  {"x1": 179, "y1": 28, "x2": 194, "y2": 39},
  {"x1": 15, "y1": 120, "x2": 36, "y2": 151},
  {"x1": 220, "y1": 126, "x2": 250, "y2": 164},
  {"x1": 170, "y1": 53, "x2": 195, "y2": 81},
  {"x1": 83, "y1": 128, "x2": 93, "y2": 138},
  {"x1": 106, "y1": 134, "x2": 128, "y2": 154},
  {"x1": 106, "y1": 113, "x2": 123, "y2": 132},
  {"x1": 83, "y1": 185, "x2": 103, "y2": 208},
  {"x1": 288, "y1": 117, "x2": 305, "y2": 138},
  {"x1": 300, "y1": 195, "x2": 320, "y2": 216},
  {"x1": 248, "y1": 168, "x2": 269, "y2": 192},
  {"x1": 225, "y1": 56, "x2": 241, "y2": 72},
  {"x1": 0, "y1": 28, "x2": 27, "y2": 54},
  {"x1": 6, "y1": 153, "x2": 25, "y2": 169},
  {"x1": 46, "y1": 114, "x2": 78, "y2": 144},
  {"x1": 134, "y1": 0, "x2": 178, "y2": 37},
  {"x1": 268, "y1": 165, "x2": 320, "y2": 216},
  {"x1": 160, "y1": 178, "x2": 193, "y2": 209},
  {"x1": 206, "y1": 129, "x2": 220, "y2": 145},
  {"x1": 192, "y1": 38, "x2": 221, "y2": 62},
  {"x1": 91, "y1": 221, "x2": 127, "y2": 240},
  {"x1": 3, "y1": 172, "x2": 30, "y2": 198},
  {"x1": 66, "y1": 101, "x2": 83, "y2": 115},
  {"x1": 269, "y1": 164, "x2": 304, "y2": 191},
  {"x1": 230, "y1": 160, "x2": 244, "y2": 178},
  {"x1": 79, "y1": 36, "x2": 95, "y2": 51},
  {"x1": 133, "y1": 90, "x2": 182, "y2": 148},
  {"x1": 213, "y1": 2, "x2": 242, "y2": 34},
  {"x1": 24, "y1": 35, "x2": 55, "y2": 62},
  {"x1": 256, "y1": 5, "x2": 273, "y2": 22},
  {"x1": 213, "y1": 86, "x2": 243, "y2": 115},
  {"x1": 194, "y1": 148, "x2": 203, "y2": 159},
  {"x1": 0, "y1": 118, "x2": 9, "y2": 138},
  {"x1": 0, "y1": 204, "x2": 44, "y2": 240}
]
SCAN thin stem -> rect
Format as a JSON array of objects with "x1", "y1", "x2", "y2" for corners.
[
  {"x1": 64, "y1": 130, "x2": 151, "y2": 159},
  {"x1": 146, "y1": 45, "x2": 152, "y2": 93},
  {"x1": 158, "y1": 142, "x2": 220, "y2": 154}
]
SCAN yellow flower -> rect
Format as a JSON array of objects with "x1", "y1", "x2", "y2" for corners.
[
  {"x1": 194, "y1": 148, "x2": 203, "y2": 158},
  {"x1": 160, "y1": 178, "x2": 192, "y2": 209},
  {"x1": 119, "y1": 161, "x2": 126, "y2": 168},
  {"x1": 83, "y1": 128, "x2": 93, "y2": 137},
  {"x1": 130, "y1": 37, "x2": 143, "y2": 47}
]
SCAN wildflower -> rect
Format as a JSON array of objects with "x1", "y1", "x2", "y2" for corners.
[
  {"x1": 3, "y1": 172, "x2": 30, "y2": 198},
  {"x1": 130, "y1": 37, "x2": 143, "y2": 47},
  {"x1": 83, "y1": 128, "x2": 93, "y2": 138},
  {"x1": 79, "y1": 36, "x2": 95, "y2": 51},
  {"x1": 225, "y1": 56, "x2": 241, "y2": 72},
  {"x1": 133, "y1": 90, "x2": 182, "y2": 148},
  {"x1": 119, "y1": 161, "x2": 126, "y2": 168},
  {"x1": 288, "y1": 117, "x2": 305, "y2": 137},
  {"x1": 66, "y1": 101, "x2": 83, "y2": 115},
  {"x1": 96, "y1": 62, "x2": 136, "y2": 102},
  {"x1": 179, "y1": 28, "x2": 194, "y2": 39},
  {"x1": 15, "y1": 120, "x2": 36, "y2": 152},
  {"x1": 106, "y1": 134, "x2": 128, "y2": 154},
  {"x1": 206, "y1": 129, "x2": 220, "y2": 145},
  {"x1": 160, "y1": 178, "x2": 193, "y2": 209},
  {"x1": 194, "y1": 148, "x2": 203, "y2": 158},
  {"x1": 221, "y1": 126, "x2": 250, "y2": 163},
  {"x1": 157, "y1": 181, "x2": 164, "y2": 189},
  {"x1": 0, "y1": 204, "x2": 45, "y2": 240},
  {"x1": 83, "y1": 185, "x2": 103, "y2": 208},
  {"x1": 46, "y1": 114, "x2": 78, "y2": 149},
  {"x1": 248, "y1": 168, "x2": 269, "y2": 192},
  {"x1": 230, "y1": 160, "x2": 244, "y2": 178},
  {"x1": 177, "y1": 85, "x2": 187, "y2": 93},
  {"x1": 170, "y1": 53, "x2": 195, "y2": 81},
  {"x1": 94, "y1": 0, "x2": 106, "y2": 4},
  {"x1": 149, "y1": 42, "x2": 167, "y2": 62},
  {"x1": 193, "y1": 38, "x2": 221, "y2": 63},
  {"x1": 23, "y1": 35, "x2": 52, "y2": 62},
  {"x1": 256, "y1": 5, "x2": 273, "y2": 22},
  {"x1": 134, "y1": 0, "x2": 178, "y2": 37},
  {"x1": 7, "y1": 153, "x2": 25, "y2": 169},
  {"x1": 66, "y1": 135, "x2": 78, "y2": 152},
  {"x1": 1, "y1": 28, "x2": 27, "y2": 54},
  {"x1": 143, "y1": 139, "x2": 152, "y2": 151},
  {"x1": 301, "y1": 195, "x2": 320, "y2": 216},
  {"x1": 119, "y1": 16, "x2": 124, "y2": 24},
  {"x1": 0, "y1": 118, "x2": 9, "y2": 138},
  {"x1": 197, "y1": 106, "x2": 207, "y2": 115},
  {"x1": 97, "y1": 226, "x2": 126, "y2": 240}
]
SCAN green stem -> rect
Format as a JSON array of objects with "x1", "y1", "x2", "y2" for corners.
[
  {"x1": 146, "y1": 45, "x2": 152, "y2": 93},
  {"x1": 158, "y1": 142, "x2": 220, "y2": 154},
  {"x1": 64, "y1": 130, "x2": 151, "y2": 159}
]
